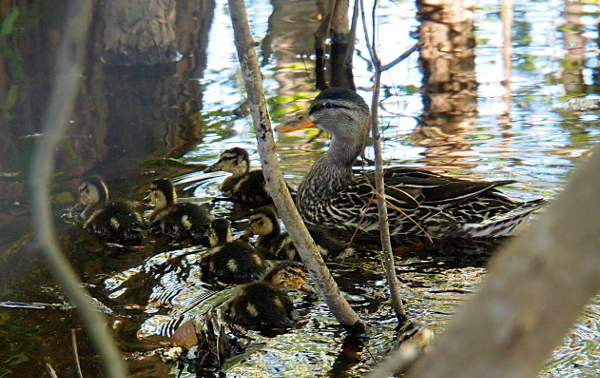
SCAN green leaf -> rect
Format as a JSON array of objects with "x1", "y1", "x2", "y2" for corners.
[
  {"x1": 1, "y1": 7, "x2": 20, "y2": 37},
  {"x1": 3, "y1": 353, "x2": 29, "y2": 366}
]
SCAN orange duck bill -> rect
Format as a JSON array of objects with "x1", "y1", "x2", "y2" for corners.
[{"x1": 275, "y1": 113, "x2": 315, "y2": 132}]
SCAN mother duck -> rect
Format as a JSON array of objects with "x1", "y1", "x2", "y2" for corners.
[{"x1": 276, "y1": 88, "x2": 546, "y2": 238}]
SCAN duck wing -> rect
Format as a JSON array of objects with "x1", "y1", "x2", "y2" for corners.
[
  {"x1": 321, "y1": 167, "x2": 524, "y2": 236},
  {"x1": 382, "y1": 167, "x2": 516, "y2": 206}
]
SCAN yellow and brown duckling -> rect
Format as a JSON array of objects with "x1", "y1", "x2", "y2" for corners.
[
  {"x1": 200, "y1": 218, "x2": 266, "y2": 285},
  {"x1": 223, "y1": 261, "x2": 308, "y2": 335},
  {"x1": 148, "y1": 178, "x2": 212, "y2": 245},
  {"x1": 204, "y1": 147, "x2": 278, "y2": 207},
  {"x1": 75, "y1": 177, "x2": 146, "y2": 246},
  {"x1": 248, "y1": 206, "x2": 352, "y2": 261}
]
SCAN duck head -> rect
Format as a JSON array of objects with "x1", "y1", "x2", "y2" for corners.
[
  {"x1": 208, "y1": 218, "x2": 233, "y2": 247},
  {"x1": 205, "y1": 147, "x2": 250, "y2": 178}
]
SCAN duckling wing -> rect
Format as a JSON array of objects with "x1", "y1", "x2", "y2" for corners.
[
  {"x1": 200, "y1": 242, "x2": 265, "y2": 284},
  {"x1": 224, "y1": 282, "x2": 295, "y2": 331},
  {"x1": 86, "y1": 202, "x2": 146, "y2": 245},
  {"x1": 151, "y1": 203, "x2": 210, "y2": 244}
]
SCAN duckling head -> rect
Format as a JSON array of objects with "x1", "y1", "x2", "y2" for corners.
[
  {"x1": 208, "y1": 218, "x2": 233, "y2": 247},
  {"x1": 149, "y1": 178, "x2": 177, "y2": 211},
  {"x1": 264, "y1": 261, "x2": 306, "y2": 290},
  {"x1": 248, "y1": 206, "x2": 280, "y2": 236},
  {"x1": 205, "y1": 147, "x2": 250, "y2": 177},
  {"x1": 76, "y1": 177, "x2": 109, "y2": 218}
]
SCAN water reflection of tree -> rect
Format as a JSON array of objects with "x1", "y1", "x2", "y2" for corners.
[
  {"x1": 0, "y1": 0, "x2": 215, "y2": 185},
  {"x1": 262, "y1": 0, "x2": 320, "y2": 98},
  {"x1": 560, "y1": 0, "x2": 586, "y2": 96},
  {"x1": 415, "y1": 0, "x2": 478, "y2": 170}
]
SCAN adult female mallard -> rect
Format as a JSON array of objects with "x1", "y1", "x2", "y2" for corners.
[
  {"x1": 147, "y1": 178, "x2": 212, "y2": 244},
  {"x1": 200, "y1": 218, "x2": 266, "y2": 285},
  {"x1": 223, "y1": 261, "x2": 308, "y2": 335},
  {"x1": 75, "y1": 177, "x2": 146, "y2": 245},
  {"x1": 204, "y1": 147, "x2": 273, "y2": 207},
  {"x1": 276, "y1": 88, "x2": 546, "y2": 238},
  {"x1": 248, "y1": 205, "x2": 351, "y2": 261}
]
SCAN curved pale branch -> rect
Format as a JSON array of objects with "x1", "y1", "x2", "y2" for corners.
[{"x1": 28, "y1": 1, "x2": 127, "y2": 377}]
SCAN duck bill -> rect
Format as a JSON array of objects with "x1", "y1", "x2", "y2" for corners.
[
  {"x1": 299, "y1": 283, "x2": 314, "y2": 294},
  {"x1": 204, "y1": 161, "x2": 222, "y2": 173},
  {"x1": 275, "y1": 114, "x2": 315, "y2": 132},
  {"x1": 240, "y1": 228, "x2": 254, "y2": 240}
]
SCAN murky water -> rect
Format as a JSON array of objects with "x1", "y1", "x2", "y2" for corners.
[{"x1": 1, "y1": 0, "x2": 599, "y2": 376}]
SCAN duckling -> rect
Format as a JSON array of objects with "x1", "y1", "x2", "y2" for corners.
[
  {"x1": 248, "y1": 206, "x2": 352, "y2": 261},
  {"x1": 200, "y1": 218, "x2": 266, "y2": 285},
  {"x1": 75, "y1": 177, "x2": 146, "y2": 246},
  {"x1": 223, "y1": 261, "x2": 307, "y2": 334},
  {"x1": 204, "y1": 147, "x2": 279, "y2": 207},
  {"x1": 147, "y1": 178, "x2": 211, "y2": 245}
]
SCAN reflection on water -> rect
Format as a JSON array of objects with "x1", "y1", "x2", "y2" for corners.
[{"x1": 1, "y1": 0, "x2": 600, "y2": 376}]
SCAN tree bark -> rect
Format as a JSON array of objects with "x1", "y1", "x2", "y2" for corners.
[{"x1": 102, "y1": 0, "x2": 178, "y2": 65}]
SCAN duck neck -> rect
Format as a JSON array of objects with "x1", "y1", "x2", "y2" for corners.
[
  {"x1": 230, "y1": 160, "x2": 249, "y2": 178},
  {"x1": 297, "y1": 134, "x2": 362, "y2": 205},
  {"x1": 149, "y1": 191, "x2": 174, "y2": 219}
]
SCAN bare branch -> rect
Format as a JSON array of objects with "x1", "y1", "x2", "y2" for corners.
[
  {"x1": 380, "y1": 42, "x2": 422, "y2": 72},
  {"x1": 359, "y1": 0, "x2": 406, "y2": 322},
  {"x1": 227, "y1": 0, "x2": 368, "y2": 332}
]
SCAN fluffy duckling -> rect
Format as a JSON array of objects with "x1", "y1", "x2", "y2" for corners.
[
  {"x1": 223, "y1": 261, "x2": 307, "y2": 334},
  {"x1": 204, "y1": 147, "x2": 274, "y2": 207},
  {"x1": 248, "y1": 206, "x2": 351, "y2": 261},
  {"x1": 200, "y1": 218, "x2": 266, "y2": 285},
  {"x1": 75, "y1": 177, "x2": 146, "y2": 246},
  {"x1": 148, "y1": 178, "x2": 211, "y2": 245}
]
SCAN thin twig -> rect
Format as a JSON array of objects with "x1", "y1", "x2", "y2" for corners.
[
  {"x1": 28, "y1": 0, "x2": 127, "y2": 377},
  {"x1": 359, "y1": 0, "x2": 406, "y2": 322},
  {"x1": 45, "y1": 363, "x2": 60, "y2": 378},
  {"x1": 71, "y1": 329, "x2": 84, "y2": 378},
  {"x1": 380, "y1": 42, "x2": 422, "y2": 71}
]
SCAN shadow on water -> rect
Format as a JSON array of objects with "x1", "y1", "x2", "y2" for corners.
[{"x1": 1, "y1": 0, "x2": 600, "y2": 376}]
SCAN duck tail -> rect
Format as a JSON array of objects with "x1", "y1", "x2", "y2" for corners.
[{"x1": 461, "y1": 198, "x2": 547, "y2": 238}]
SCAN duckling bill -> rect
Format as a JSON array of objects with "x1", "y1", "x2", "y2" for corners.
[{"x1": 75, "y1": 177, "x2": 146, "y2": 246}]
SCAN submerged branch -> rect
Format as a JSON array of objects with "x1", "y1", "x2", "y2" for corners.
[
  {"x1": 227, "y1": 0, "x2": 367, "y2": 332},
  {"x1": 28, "y1": 1, "x2": 127, "y2": 377}
]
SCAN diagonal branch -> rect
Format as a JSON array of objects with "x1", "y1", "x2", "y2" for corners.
[{"x1": 227, "y1": 0, "x2": 368, "y2": 333}]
